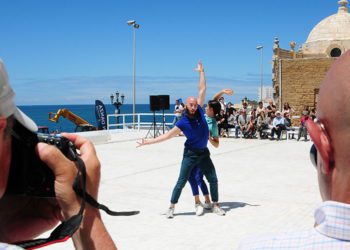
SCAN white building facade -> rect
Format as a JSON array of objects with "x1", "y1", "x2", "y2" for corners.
[{"x1": 258, "y1": 86, "x2": 273, "y2": 102}]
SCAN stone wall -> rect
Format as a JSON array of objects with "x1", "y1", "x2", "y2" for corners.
[{"x1": 279, "y1": 57, "x2": 335, "y2": 125}]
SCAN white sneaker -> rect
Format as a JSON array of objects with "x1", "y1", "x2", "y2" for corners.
[
  {"x1": 203, "y1": 202, "x2": 212, "y2": 210},
  {"x1": 212, "y1": 205, "x2": 226, "y2": 216},
  {"x1": 166, "y1": 207, "x2": 174, "y2": 219},
  {"x1": 195, "y1": 203, "x2": 204, "y2": 216}
]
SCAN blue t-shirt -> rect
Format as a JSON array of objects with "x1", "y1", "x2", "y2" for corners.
[{"x1": 175, "y1": 105, "x2": 209, "y2": 149}]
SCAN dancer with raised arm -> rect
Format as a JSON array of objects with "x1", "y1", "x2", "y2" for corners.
[
  {"x1": 137, "y1": 61, "x2": 225, "y2": 218},
  {"x1": 188, "y1": 88, "x2": 233, "y2": 216}
]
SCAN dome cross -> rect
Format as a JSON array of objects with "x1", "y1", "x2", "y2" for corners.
[{"x1": 338, "y1": 0, "x2": 349, "y2": 13}]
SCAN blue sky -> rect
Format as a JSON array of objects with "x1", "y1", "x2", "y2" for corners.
[{"x1": 0, "y1": 0, "x2": 339, "y2": 105}]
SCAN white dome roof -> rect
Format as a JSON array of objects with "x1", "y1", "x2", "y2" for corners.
[
  {"x1": 306, "y1": 12, "x2": 350, "y2": 43},
  {"x1": 302, "y1": 0, "x2": 350, "y2": 56}
]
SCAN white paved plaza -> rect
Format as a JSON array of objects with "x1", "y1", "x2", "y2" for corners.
[{"x1": 45, "y1": 130, "x2": 319, "y2": 250}]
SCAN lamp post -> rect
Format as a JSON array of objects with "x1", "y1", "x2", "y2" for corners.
[
  {"x1": 110, "y1": 91, "x2": 125, "y2": 128},
  {"x1": 127, "y1": 20, "x2": 140, "y2": 128},
  {"x1": 256, "y1": 45, "x2": 264, "y2": 102}
]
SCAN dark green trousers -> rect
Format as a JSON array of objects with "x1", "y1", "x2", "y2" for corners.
[{"x1": 170, "y1": 147, "x2": 219, "y2": 204}]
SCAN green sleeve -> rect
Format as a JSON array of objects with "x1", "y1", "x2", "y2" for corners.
[{"x1": 206, "y1": 117, "x2": 219, "y2": 138}]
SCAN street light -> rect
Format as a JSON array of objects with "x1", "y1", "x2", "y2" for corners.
[
  {"x1": 256, "y1": 45, "x2": 264, "y2": 102},
  {"x1": 110, "y1": 91, "x2": 125, "y2": 127},
  {"x1": 127, "y1": 20, "x2": 140, "y2": 128}
]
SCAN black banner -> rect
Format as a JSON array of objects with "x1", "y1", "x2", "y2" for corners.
[{"x1": 95, "y1": 100, "x2": 107, "y2": 130}]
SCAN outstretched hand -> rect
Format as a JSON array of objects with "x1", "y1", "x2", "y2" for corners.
[
  {"x1": 136, "y1": 138, "x2": 147, "y2": 148},
  {"x1": 194, "y1": 61, "x2": 204, "y2": 73},
  {"x1": 222, "y1": 89, "x2": 234, "y2": 96}
]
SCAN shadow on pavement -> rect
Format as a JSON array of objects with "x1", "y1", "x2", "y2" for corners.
[
  {"x1": 220, "y1": 201, "x2": 260, "y2": 213},
  {"x1": 169, "y1": 201, "x2": 259, "y2": 217}
]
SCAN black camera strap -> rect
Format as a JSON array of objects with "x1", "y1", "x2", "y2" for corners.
[
  {"x1": 69, "y1": 146, "x2": 139, "y2": 217},
  {"x1": 72, "y1": 158, "x2": 139, "y2": 216},
  {"x1": 14, "y1": 145, "x2": 139, "y2": 249},
  {"x1": 15, "y1": 152, "x2": 87, "y2": 249}
]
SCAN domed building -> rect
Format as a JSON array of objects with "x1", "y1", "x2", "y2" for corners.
[
  {"x1": 272, "y1": 0, "x2": 350, "y2": 124},
  {"x1": 303, "y1": 0, "x2": 350, "y2": 57}
]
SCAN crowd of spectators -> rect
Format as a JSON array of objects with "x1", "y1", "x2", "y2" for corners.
[
  {"x1": 212, "y1": 99, "x2": 314, "y2": 141},
  {"x1": 172, "y1": 97, "x2": 314, "y2": 141}
]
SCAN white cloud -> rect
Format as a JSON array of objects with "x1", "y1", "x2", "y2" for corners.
[{"x1": 13, "y1": 72, "x2": 270, "y2": 105}]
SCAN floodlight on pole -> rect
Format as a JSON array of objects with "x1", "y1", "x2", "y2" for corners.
[
  {"x1": 127, "y1": 20, "x2": 140, "y2": 128},
  {"x1": 256, "y1": 45, "x2": 264, "y2": 102}
]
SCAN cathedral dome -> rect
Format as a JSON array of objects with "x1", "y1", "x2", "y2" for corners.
[{"x1": 302, "y1": 0, "x2": 350, "y2": 57}]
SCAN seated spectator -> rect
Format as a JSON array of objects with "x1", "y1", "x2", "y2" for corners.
[
  {"x1": 303, "y1": 105, "x2": 310, "y2": 115},
  {"x1": 245, "y1": 110, "x2": 257, "y2": 138},
  {"x1": 310, "y1": 108, "x2": 316, "y2": 121},
  {"x1": 223, "y1": 109, "x2": 236, "y2": 136},
  {"x1": 256, "y1": 111, "x2": 269, "y2": 139},
  {"x1": 217, "y1": 109, "x2": 228, "y2": 137},
  {"x1": 270, "y1": 111, "x2": 286, "y2": 140},
  {"x1": 226, "y1": 102, "x2": 236, "y2": 115},
  {"x1": 256, "y1": 101, "x2": 265, "y2": 114},
  {"x1": 235, "y1": 110, "x2": 248, "y2": 138},
  {"x1": 267, "y1": 111, "x2": 275, "y2": 126},
  {"x1": 283, "y1": 102, "x2": 294, "y2": 116},
  {"x1": 219, "y1": 96, "x2": 226, "y2": 112},
  {"x1": 242, "y1": 101, "x2": 248, "y2": 113},
  {"x1": 251, "y1": 108, "x2": 257, "y2": 117},
  {"x1": 297, "y1": 110, "x2": 309, "y2": 141},
  {"x1": 283, "y1": 112, "x2": 292, "y2": 128},
  {"x1": 266, "y1": 99, "x2": 277, "y2": 118}
]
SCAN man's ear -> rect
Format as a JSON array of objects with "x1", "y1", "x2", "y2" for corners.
[{"x1": 306, "y1": 120, "x2": 332, "y2": 174}]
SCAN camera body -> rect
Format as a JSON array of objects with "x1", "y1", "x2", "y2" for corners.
[{"x1": 5, "y1": 120, "x2": 77, "y2": 197}]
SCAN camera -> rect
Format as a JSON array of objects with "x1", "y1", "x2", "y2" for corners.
[{"x1": 5, "y1": 119, "x2": 77, "y2": 197}]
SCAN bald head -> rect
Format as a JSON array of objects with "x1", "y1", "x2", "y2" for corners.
[
  {"x1": 186, "y1": 96, "x2": 197, "y2": 104},
  {"x1": 317, "y1": 51, "x2": 350, "y2": 169},
  {"x1": 186, "y1": 96, "x2": 198, "y2": 116},
  {"x1": 318, "y1": 51, "x2": 350, "y2": 132}
]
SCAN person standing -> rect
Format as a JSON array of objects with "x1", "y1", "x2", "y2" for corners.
[
  {"x1": 0, "y1": 59, "x2": 117, "y2": 249},
  {"x1": 188, "y1": 89, "x2": 233, "y2": 216},
  {"x1": 239, "y1": 49, "x2": 350, "y2": 250},
  {"x1": 297, "y1": 111, "x2": 309, "y2": 141},
  {"x1": 172, "y1": 99, "x2": 184, "y2": 126},
  {"x1": 137, "y1": 61, "x2": 225, "y2": 218}
]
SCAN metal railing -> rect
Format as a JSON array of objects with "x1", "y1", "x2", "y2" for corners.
[{"x1": 107, "y1": 113, "x2": 175, "y2": 131}]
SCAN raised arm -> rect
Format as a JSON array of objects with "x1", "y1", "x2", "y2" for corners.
[
  {"x1": 212, "y1": 89, "x2": 234, "y2": 101},
  {"x1": 136, "y1": 126, "x2": 182, "y2": 147},
  {"x1": 195, "y1": 61, "x2": 206, "y2": 107}
]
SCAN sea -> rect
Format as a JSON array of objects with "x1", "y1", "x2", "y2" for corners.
[{"x1": 18, "y1": 104, "x2": 175, "y2": 133}]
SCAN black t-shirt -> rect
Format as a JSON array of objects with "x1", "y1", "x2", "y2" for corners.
[{"x1": 267, "y1": 105, "x2": 276, "y2": 117}]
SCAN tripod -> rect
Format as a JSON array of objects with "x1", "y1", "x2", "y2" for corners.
[
  {"x1": 157, "y1": 109, "x2": 170, "y2": 134},
  {"x1": 145, "y1": 111, "x2": 161, "y2": 138}
]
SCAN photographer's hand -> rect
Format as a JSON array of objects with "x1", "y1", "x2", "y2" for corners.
[
  {"x1": 36, "y1": 140, "x2": 81, "y2": 219},
  {"x1": 0, "y1": 134, "x2": 116, "y2": 249},
  {"x1": 60, "y1": 133, "x2": 117, "y2": 250},
  {"x1": 0, "y1": 141, "x2": 76, "y2": 243}
]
